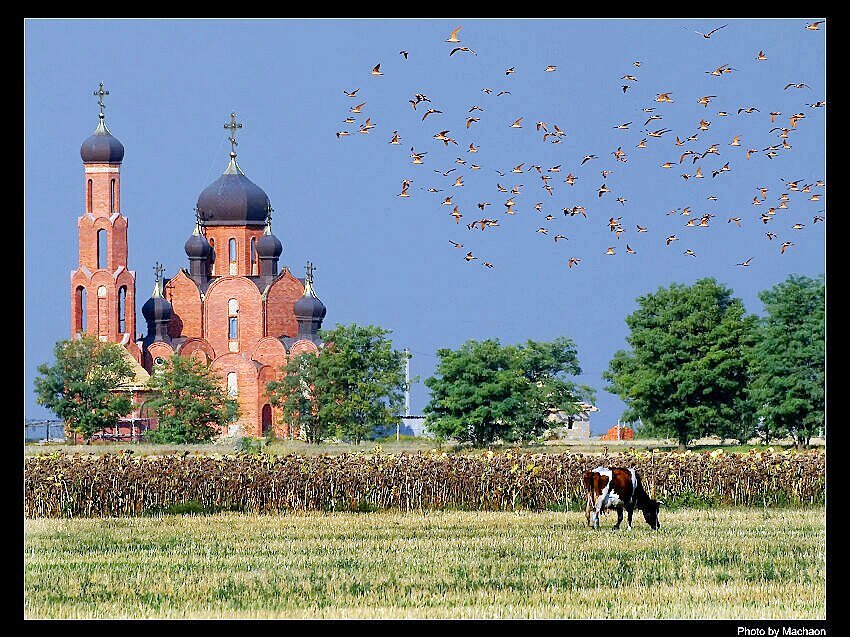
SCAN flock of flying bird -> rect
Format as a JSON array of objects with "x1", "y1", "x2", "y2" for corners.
[{"x1": 335, "y1": 21, "x2": 825, "y2": 270}]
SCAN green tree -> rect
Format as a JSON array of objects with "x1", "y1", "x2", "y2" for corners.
[
  {"x1": 34, "y1": 334, "x2": 136, "y2": 443},
  {"x1": 747, "y1": 274, "x2": 824, "y2": 447},
  {"x1": 267, "y1": 324, "x2": 408, "y2": 445},
  {"x1": 424, "y1": 337, "x2": 594, "y2": 446},
  {"x1": 267, "y1": 352, "x2": 326, "y2": 444},
  {"x1": 603, "y1": 278, "x2": 757, "y2": 449},
  {"x1": 144, "y1": 354, "x2": 238, "y2": 444}
]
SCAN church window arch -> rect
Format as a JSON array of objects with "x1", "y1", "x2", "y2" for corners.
[
  {"x1": 228, "y1": 298, "x2": 239, "y2": 350},
  {"x1": 118, "y1": 286, "x2": 127, "y2": 333},
  {"x1": 110, "y1": 179, "x2": 116, "y2": 213},
  {"x1": 75, "y1": 286, "x2": 86, "y2": 333},
  {"x1": 86, "y1": 179, "x2": 92, "y2": 213},
  {"x1": 250, "y1": 238, "x2": 257, "y2": 275},
  {"x1": 229, "y1": 238, "x2": 237, "y2": 275},
  {"x1": 97, "y1": 229, "x2": 107, "y2": 269}
]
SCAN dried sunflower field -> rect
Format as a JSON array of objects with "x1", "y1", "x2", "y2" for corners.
[{"x1": 25, "y1": 449, "x2": 824, "y2": 518}]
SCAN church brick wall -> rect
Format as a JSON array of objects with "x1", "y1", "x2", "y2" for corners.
[
  {"x1": 165, "y1": 271, "x2": 203, "y2": 339},
  {"x1": 265, "y1": 271, "x2": 303, "y2": 338},
  {"x1": 203, "y1": 276, "x2": 264, "y2": 358}
]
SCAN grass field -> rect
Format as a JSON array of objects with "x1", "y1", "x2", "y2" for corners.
[{"x1": 24, "y1": 508, "x2": 825, "y2": 619}]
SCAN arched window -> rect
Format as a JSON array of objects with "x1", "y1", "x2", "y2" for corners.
[
  {"x1": 208, "y1": 238, "x2": 215, "y2": 276},
  {"x1": 110, "y1": 179, "x2": 116, "y2": 213},
  {"x1": 250, "y1": 238, "x2": 257, "y2": 275},
  {"x1": 227, "y1": 372, "x2": 238, "y2": 398},
  {"x1": 229, "y1": 238, "x2": 237, "y2": 275},
  {"x1": 228, "y1": 298, "x2": 238, "y2": 351},
  {"x1": 118, "y1": 286, "x2": 127, "y2": 333},
  {"x1": 86, "y1": 179, "x2": 92, "y2": 213},
  {"x1": 97, "y1": 229, "x2": 107, "y2": 269},
  {"x1": 75, "y1": 286, "x2": 86, "y2": 333}
]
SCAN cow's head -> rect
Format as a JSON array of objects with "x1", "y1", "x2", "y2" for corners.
[{"x1": 641, "y1": 499, "x2": 663, "y2": 530}]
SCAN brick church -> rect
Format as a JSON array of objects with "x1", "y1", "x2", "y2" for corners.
[{"x1": 70, "y1": 84, "x2": 327, "y2": 438}]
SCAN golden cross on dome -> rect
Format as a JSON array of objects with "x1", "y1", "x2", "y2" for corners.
[
  {"x1": 93, "y1": 82, "x2": 109, "y2": 119},
  {"x1": 224, "y1": 112, "x2": 243, "y2": 157}
]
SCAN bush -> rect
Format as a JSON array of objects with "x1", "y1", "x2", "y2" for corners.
[{"x1": 235, "y1": 437, "x2": 268, "y2": 455}]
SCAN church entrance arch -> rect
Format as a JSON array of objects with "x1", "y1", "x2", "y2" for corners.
[{"x1": 261, "y1": 404, "x2": 272, "y2": 435}]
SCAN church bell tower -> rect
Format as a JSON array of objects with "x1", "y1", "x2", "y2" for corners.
[{"x1": 70, "y1": 82, "x2": 137, "y2": 345}]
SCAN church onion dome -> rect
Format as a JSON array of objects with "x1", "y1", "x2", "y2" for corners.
[
  {"x1": 196, "y1": 157, "x2": 271, "y2": 227},
  {"x1": 80, "y1": 117, "x2": 125, "y2": 163},
  {"x1": 142, "y1": 269, "x2": 173, "y2": 325},
  {"x1": 294, "y1": 271, "x2": 327, "y2": 321},
  {"x1": 256, "y1": 225, "x2": 283, "y2": 259},
  {"x1": 184, "y1": 224, "x2": 212, "y2": 259}
]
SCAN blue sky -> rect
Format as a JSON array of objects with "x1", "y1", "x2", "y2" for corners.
[{"x1": 25, "y1": 19, "x2": 825, "y2": 433}]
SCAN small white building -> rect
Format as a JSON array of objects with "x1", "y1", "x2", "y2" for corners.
[{"x1": 544, "y1": 402, "x2": 598, "y2": 441}]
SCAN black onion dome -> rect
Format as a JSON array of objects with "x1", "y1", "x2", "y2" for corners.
[
  {"x1": 256, "y1": 230, "x2": 283, "y2": 259},
  {"x1": 142, "y1": 294, "x2": 173, "y2": 324},
  {"x1": 80, "y1": 119, "x2": 125, "y2": 163},
  {"x1": 196, "y1": 158, "x2": 270, "y2": 227},
  {"x1": 294, "y1": 284, "x2": 327, "y2": 321},
  {"x1": 184, "y1": 231, "x2": 212, "y2": 259}
]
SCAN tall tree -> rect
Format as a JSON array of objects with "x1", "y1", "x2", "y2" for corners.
[
  {"x1": 34, "y1": 335, "x2": 135, "y2": 443},
  {"x1": 747, "y1": 274, "x2": 825, "y2": 447},
  {"x1": 267, "y1": 324, "x2": 408, "y2": 444},
  {"x1": 424, "y1": 337, "x2": 594, "y2": 446},
  {"x1": 604, "y1": 278, "x2": 756, "y2": 449},
  {"x1": 144, "y1": 354, "x2": 238, "y2": 444}
]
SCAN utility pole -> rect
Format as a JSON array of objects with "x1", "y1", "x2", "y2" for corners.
[{"x1": 400, "y1": 348, "x2": 410, "y2": 442}]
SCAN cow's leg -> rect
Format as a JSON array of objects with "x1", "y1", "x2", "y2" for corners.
[
  {"x1": 625, "y1": 504, "x2": 634, "y2": 531},
  {"x1": 593, "y1": 494, "x2": 607, "y2": 529},
  {"x1": 613, "y1": 505, "x2": 623, "y2": 530}
]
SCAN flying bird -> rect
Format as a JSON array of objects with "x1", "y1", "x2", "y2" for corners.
[
  {"x1": 343, "y1": 88, "x2": 360, "y2": 98},
  {"x1": 422, "y1": 108, "x2": 443, "y2": 121},
  {"x1": 400, "y1": 50, "x2": 409, "y2": 59},
  {"x1": 780, "y1": 241, "x2": 794, "y2": 254},
  {"x1": 756, "y1": 51, "x2": 767, "y2": 60},
  {"x1": 446, "y1": 26, "x2": 462, "y2": 42},
  {"x1": 510, "y1": 117, "x2": 523, "y2": 128},
  {"x1": 545, "y1": 65, "x2": 557, "y2": 72},
  {"x1": 805, "y1": 21, "x2": 824, "y2": 30},
  {"x1": 449, "y1": 240, "x2": 463, "y2": 248},
  {"x1": 694, "y1": 24, "x2": 728, "y2": 38},
  {"x1": 450, "y1": 47, "x2": 477, "y2": 56},
  {"x1": 371, "y1": 64, "x2": 383, "y2": 76},
  {"x1": 568, "y1": 257, "x2": 581, "y2": 268},
  {"x1": 736, "y1": 258, "x2": 752, "y2": 266},
  {"x1": 684, "y1": 249, "x2": 697, "y2": 257}
]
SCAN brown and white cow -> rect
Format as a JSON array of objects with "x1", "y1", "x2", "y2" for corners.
[{"x1": 582, "y1": 466, "x2": 662, "y2": 530}]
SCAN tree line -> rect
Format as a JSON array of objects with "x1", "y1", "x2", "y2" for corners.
[{"x1": 34, "y1": 274, "x2": 824, "y2": 448}]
